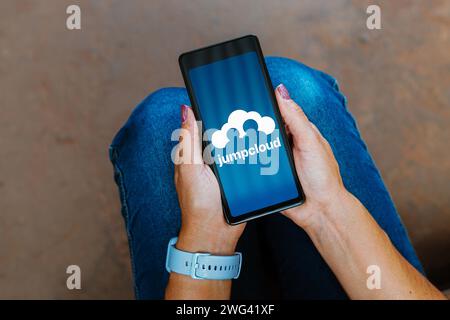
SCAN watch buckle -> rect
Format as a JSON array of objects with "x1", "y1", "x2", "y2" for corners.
[{"x1": 190, "y1": 252, "x2": 211, "y2": 279}]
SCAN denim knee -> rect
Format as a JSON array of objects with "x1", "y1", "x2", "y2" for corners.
[
  {"x1": 111, "y1": 87, "x2": 188, "y2": 151},
  {"x1": 131, "y1": 87, "x2": 187, "y2": 124},
  {"x1": 265, "y1": 56, "x2": 344, "y2": 120}
]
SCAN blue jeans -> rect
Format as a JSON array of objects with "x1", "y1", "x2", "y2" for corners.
[{"x1": 109, "y1": 57, "x2": 423, "y2": 299}]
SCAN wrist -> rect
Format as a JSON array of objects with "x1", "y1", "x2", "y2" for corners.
[
  {"x1": 177, "y1": 227, "x2": 238, "y2": 255},
  {"x1": 303, "y1": 187, "x2": 355, "y2": 237}
]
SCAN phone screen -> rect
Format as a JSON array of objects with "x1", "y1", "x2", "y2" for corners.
[{"x1": 180, "y1": 36, "x2": 303, "y2": 223}]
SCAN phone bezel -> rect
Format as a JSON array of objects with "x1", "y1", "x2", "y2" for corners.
[{"x1": 179, "y1": 35, "x2": 305, "y2": 225}]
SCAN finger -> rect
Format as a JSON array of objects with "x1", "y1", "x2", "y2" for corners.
[
  {"x1": 177, "y1": 104, "x2": 204, "y2": 166},
  {"x1": 284, "y1": 123, "x2": 294, "y2": 146},
  {"x1": 284, "y1": 123, "x2": 291, "y2": 136},
  {"x1": 275, "y1": 84, "x2": 315, "y2": 146},
  {"x1": 309, "y1": 121, "x2": 333, "y2": 152},
  {"x1": 310, "y1": 121, "x2": 324, "y2": 138}
]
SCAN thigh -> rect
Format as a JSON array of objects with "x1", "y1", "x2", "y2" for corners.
[
  {"x1": 258, "y1": 56, "x2": 423, "y2": 299},
  {"x1": 110, "y1": 88, "x2": 189, "y2": 299}
]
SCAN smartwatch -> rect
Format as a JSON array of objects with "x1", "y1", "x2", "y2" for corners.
[{"x1": 165, "y1": 237, "x2": 242, "y2": 280}]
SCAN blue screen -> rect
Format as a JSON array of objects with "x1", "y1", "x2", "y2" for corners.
[{"x1": 189, "y1": 51, "x2": 299, "y2": 217}]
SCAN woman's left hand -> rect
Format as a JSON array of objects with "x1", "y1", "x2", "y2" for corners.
[{"x1": 174, "y1": 104, "x2": 245, "y2": 255}]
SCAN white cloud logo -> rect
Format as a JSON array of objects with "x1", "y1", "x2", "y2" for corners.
[{"x1": 211, "y1": 109, "x2": 276, "y2": 148}]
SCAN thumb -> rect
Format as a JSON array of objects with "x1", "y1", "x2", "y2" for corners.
[
  {"x1": 275, "y1": 84, "x2": 315, "y2": 147},
  {"x1": 176, "y1": 104, "x2": 204, "y2": 166}
]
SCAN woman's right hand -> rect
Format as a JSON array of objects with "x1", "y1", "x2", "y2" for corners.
[
  {"x1": 274, "y1": 84, "x2": 350, "y2": 231},
  {"x1": 275, "y1": 84, "x2": 446, "y2": 300}
]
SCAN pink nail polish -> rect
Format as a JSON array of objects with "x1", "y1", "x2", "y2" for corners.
[
  {"x1": 277, "y1": 84, "x2": 291, "y2": 100},
  {"x1": 181, "y1": 104, "x2": 189, "y2": 123}
]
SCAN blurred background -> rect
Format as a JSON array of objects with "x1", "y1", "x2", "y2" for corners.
[{"x1": 0, "y1": 0, "x2": 448, "y2": 299}]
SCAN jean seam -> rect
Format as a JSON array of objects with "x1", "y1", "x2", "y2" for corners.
[{"x1": 109, "y1": 146, "x2": 140, "y2": 299}]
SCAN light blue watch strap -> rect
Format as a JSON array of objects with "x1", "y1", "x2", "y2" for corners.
[{"x1": 165, "y1": 237, "x2": 242, "y2": 280}]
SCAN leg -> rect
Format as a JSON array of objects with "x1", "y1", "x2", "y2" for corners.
[
  {"x1": 109, "y1": 88, "x2": 273, "y2": 299},
  {"x1": 110, "y1": 57, "x2": 423, "y2": 300},
  {"x1": 109, "y1": 88, "x2": 187, "y2": 299},
  {"x1": 258, "y1": 56, "x2": 423, "y2": 299}
]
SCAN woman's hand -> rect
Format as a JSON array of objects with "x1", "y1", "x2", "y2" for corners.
[
  {"x1": 275, "y1": 84, "x2": 349, "y2": 231},
  {"x1": 275, "y1": 84, "x2": 445, "y2": 300},
  {"x1": 174, "y1": 104, "x2": 245, "y2": 255},
  {"x1": 166, "y1": 105, "x2": 245, "y2": 300}
]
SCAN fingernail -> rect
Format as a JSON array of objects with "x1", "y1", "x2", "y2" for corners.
[
  {"x1": 181, "y1": 104, "x2": 189, "y2": 123},
  {"x1": 277, "y1": 84, "x2": 291, "y2": 100}
]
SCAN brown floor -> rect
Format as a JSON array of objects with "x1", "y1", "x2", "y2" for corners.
[{"x1": 0, "y1": 0, "x2": 449, "y2": 299}]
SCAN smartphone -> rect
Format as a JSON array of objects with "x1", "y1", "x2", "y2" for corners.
[{"x1": 179, "y1": 35, "x2": 304, "y2": 224}]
